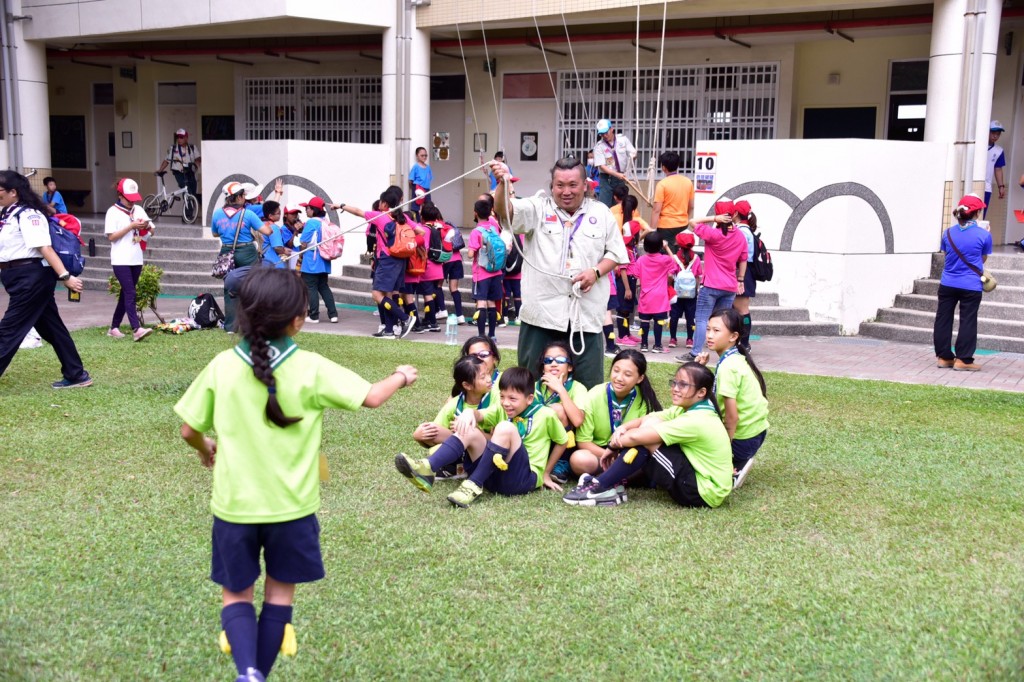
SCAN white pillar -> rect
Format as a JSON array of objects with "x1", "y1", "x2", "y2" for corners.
[
  {"x1": 382, "y1": 25, "x2": 397, "y2": 181},
  {"x1": 14, "y1": 37, "x2": 50, "y2": 171},
  {"x1": 971, "y1": 0, "x2": 1003, "y2": 184},
  {"x1": 409, "y1": 24, "x2": 431, "y2": 175}
]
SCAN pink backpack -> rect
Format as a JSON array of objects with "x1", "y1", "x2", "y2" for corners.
[{"x1": 316, "y1": 221, "x2": 345, "y2": 261}]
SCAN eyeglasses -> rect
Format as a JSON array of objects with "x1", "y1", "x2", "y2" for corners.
[
  {"x1": 472, "y1": 350, "x2": 493, "y2": 360},
  {"x1": 543, "y1": 356, "x2": 570, "y2": 365},
  {"x1": 668, "y1": 379, "x2": 695, "y2": 390}
]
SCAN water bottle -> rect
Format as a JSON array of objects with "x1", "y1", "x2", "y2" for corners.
[{"x1": 445, "y1": 314, "x2": 459, "y2": 345}]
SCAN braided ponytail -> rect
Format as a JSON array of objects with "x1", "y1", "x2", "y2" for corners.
[{"x1": 237, "y1": 269, "x2": 308, "y2": 428}]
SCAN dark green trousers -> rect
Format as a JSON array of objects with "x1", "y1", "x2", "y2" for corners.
[{"x1": 517, "y1": 322, "x2": 605, "y2": 389}]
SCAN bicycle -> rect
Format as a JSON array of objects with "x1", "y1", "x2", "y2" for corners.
[{"x1": 143, "y1": 171, "x2": 199, "y2": 224}]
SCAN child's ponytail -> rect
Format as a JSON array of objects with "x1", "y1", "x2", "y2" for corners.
[
  {"x1": 681, "y1": 362, "x2": 721, "y2": 416},
  {"x1": 237, "y1": 269, "x2": 309, "y2": 428},
  {"x1": 451, "y1": 355, "x2": 485, "y2": 397}
]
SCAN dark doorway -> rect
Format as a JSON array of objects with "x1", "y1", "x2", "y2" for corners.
[
  {"x1": 803, "y1": 107, "x2": 877, "y2": 139},
  {"x1": 887, "y1": 93, "x2": 926, "y2": 141}
]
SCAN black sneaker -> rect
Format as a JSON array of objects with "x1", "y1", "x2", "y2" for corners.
[
  {"x1": 52, "y1": 373, "x2": 93, "y2": 389},
  {"x1": 372, "y1": 329, "x2": 395, "y2": 338},
  {"x1": 435, "y1": 463, "x2": 466, "y2": 480},
  {"x1": 413, "y1": 322, "x2": 428, "y2": 334},
  {"x1": 399, "y1": 315, "x2": 417, "y2": 338},
  {"x1": 427, "y1": 324, "x2": 442, "y2": 333}
]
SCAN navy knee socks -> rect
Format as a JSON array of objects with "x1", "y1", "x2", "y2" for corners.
[
  {"x1": 427, "y1": 435, "x2": 465, "y2": 472},
  {"x1": 469, "y1": 441, "x2": 509, "y2": 488},
  {"x1": 653, "y1": 320, "x2": 663, "y2": 347},
  {"x1": 256, "y1": 603, "x2": 292, "y2": 677},
  {"x1": 222, "y1": 602, "x2": 258, "y2": 675},
  {"x1": 603, "y1": 324, "x2": 615, "y2": 351},
  {"x1": 487, "y1": 309, "x2": 498, "y2": 336},
  {"x1": 452, "y1": 290, "x2": 463, "y2": 317},
  {"x1": 594, "y1": 447, "x2": 649, "y2": 492},
  {"x1": 475, "y1": 308, "x2": 487, "y2": 336}
]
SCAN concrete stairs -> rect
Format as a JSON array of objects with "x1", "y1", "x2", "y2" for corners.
[
  {"x1": 76, "y1": 217, "x2": 839, "y2": 336},
  {"x1": 859, "y1": 250, "x2": 1024, "y2": 353}
]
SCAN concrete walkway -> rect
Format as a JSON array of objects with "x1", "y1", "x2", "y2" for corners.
[{"x1": 5, "y1": 288, "x2": 1024, "y2": 393}]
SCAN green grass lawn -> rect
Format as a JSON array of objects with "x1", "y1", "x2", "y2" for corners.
[{"x1": 1, "y1": 330, "x2": 1023, "y2": 681}]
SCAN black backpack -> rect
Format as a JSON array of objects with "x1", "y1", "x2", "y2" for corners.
[
  {"x1": 425, "y1": 222, "x2": 452, "y2": 264},
  {"x1": 188, "y1": 293, "x2": 225, "y2": 329},
  {"x1": 503, "y1": 233, "x2": 523, "y2": 276},
  {"x1": 749, "y1": 230, "x2": 773, "y2": 282}
]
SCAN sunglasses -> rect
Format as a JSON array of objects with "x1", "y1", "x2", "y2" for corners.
[
  {"x1": 543, "y1": 356, "x2": 570, "y2": 365},
  {"x1": 668, "y1": 379, "x2": 695, "y2": 390},
  {"x1": 472, "y1": 350, "x2": 493, "y2": 360}
]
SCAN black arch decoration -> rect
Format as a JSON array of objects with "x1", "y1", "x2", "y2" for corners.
[
  {"x1": 205, "y1": 173, "x2": 340, "y2": 227},
  {"x1": 710, "y1": 181, "x2": 895, "y2": 254}
]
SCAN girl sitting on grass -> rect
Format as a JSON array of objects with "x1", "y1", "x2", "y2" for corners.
[
  {"x1": 174, "y1": 268, "x2": 417, "y2": 682},
  {"x1": 696, "y1": 307, "x2": 769, "y2": 489},
  {"x1": 569, "y1": 349, "x2": 661, "y2": 478},
  {"x1": 563, "y1": 362, "x2": 732, "y2": 508},
  {"x1": 534, "y1": 340, "x2": 588, "y2": 487},
  {"x1": 395, "y1": 367, "x2": 569, "y2": 506}
]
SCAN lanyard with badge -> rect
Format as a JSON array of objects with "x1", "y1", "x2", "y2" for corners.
[
  {"x1": 712, "y1": 346, "x2": 740, "y2": 395},
  {"x1": 554, "y1": 208, "x2": 586, "y2": 275},
  {"x1": 606, "y1": 384, "x2": 637, "y2": 434}
]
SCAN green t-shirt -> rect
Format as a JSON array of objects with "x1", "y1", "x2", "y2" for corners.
[
  {"x1": 428, "y1": 394, "x2": 482, "y2": 455},
  {"x1": 479, "y1": 403, "x2": 568, "y2": 486},
  {"x1": 576, "y1": 382, "x2": 652, "y2": 447},
  {"x1": 174, "y1": 338, "x2": 371, "y2": 524},
  {"x1": 652, "y1": 402, "x2": 733, "y2": 507},
  {"x1": 714, "y1": 354, "x2": 769, "y2": 440}
]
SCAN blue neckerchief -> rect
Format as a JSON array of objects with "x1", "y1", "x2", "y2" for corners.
[
  {"x1": 511, "y1": 402, "x2": 544, "y2": 438},
  {"x1": 606, "y1": 384, "x2": 637, "y2": 432},
  {"x1": 712, "y1": 346, "x2": 740, "y2": 396},
  {"x1": 233, "y1": 336, "x2": 298, "y2": 369}
]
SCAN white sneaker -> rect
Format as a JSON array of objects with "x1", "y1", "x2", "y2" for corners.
[
  {"x1": 437, "y1": 310, "x2": 448, "y2": 319},
  {"x1": 305, "y1": 317, "x2": 319, "y2": 324},
  {"x1": 456, "y1": 315, "x2": 466, "y2": 325},
  {"x1": 376, "y1": 323, "x2": 385, "y2": 334},
  {"x1": 329, "y1": 316, "x2": 338, "y2": 323},
  {"x1": 733, "y1": 458, "x2": 755, "y2": 490}
]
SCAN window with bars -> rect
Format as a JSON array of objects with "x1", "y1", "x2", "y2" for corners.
[
  {"x1": 558, "y1": 63, "x2": 779, "y2": 177},
  {"x1": 244, "y1": 77, "x2": 383, "y2": 143}
]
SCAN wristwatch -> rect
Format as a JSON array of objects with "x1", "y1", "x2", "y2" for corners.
[
  {"x1": 591, "y1": 265, "x2": 602, "y2": 278},
  {"x1": 57, "y1": 271, "x2": 71, "y2": 281}
]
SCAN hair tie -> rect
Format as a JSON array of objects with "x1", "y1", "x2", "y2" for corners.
[{"x1": 267, "y1": 386, "x2": 277, "y2": 395}]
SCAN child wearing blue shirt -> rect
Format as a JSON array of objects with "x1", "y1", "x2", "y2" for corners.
[
  {"x1": 298, "y1": 197, "x2": 338, "y2": 323},
  {"x1": 43, "y1": 176, "x2": 67, "y2": 215}
]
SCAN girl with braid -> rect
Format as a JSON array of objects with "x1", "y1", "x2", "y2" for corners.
[{"x1": 175, "y1": 268, "x2": 417, "y2": 682}]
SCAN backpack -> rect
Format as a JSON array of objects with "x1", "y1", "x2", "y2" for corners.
[
  {"x1": 316, "y1": 221, "x2": 345, "y2": 261},
  {"x1": 188, "y1": 293, "x2": 224, "y2": 329},
  {"x1": 504, "y1": 233, "x2": 523, "y2": 276},
  {"x1": 47, "y1": 213, "x2": 86, "y2": 276},
  {"x1": 425, "y1": 222, "x2": 452, "y2": 264},
  {"x1": 380, "y1": 219, "x2": 418, "y2": 258},
  {"x1": 749, "y1": 229, "x2": 773, "y2": 282},
  {"x1": 674, "y1": 258, "x2": 697, "y2": 299},
  {"x1": 475, "y1": 225, "x2": 507, "y2": 273},
  {"x1": 407, "y1": 244, "x2": 428, "y2": 275},
  {"x1": 444, "y1": 222, "x2": 466, "y2": 251}
]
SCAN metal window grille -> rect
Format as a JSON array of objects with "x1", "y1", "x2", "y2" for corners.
[
  {"x1": 558, "y1": 63, "x2": 779, "y2": 177},
  {"x1": 244, "y1": 77, "x2": 382, "y2": 143}
]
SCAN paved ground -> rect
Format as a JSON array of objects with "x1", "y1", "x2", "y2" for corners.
[{"x1": 5, "y1": 286, "x2": 1023, "y2": 393}]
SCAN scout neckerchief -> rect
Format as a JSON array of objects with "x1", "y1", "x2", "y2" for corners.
[
  {"x1": 606, "y1": 384, "x2": 637, "y2": 433},
  {"x1": 553, "y1": 204, "x2": 587, "y2": 275},
  {"x1": 712, "y1": 346, "x2": 740, "y2": 395},
  {"x1": 454, "y1": 390, "x2": 485, "y2": 417},
  {"x1": 602, "y1": 137, "x2": 621, "y2": 173},
  {"x1": 686, "y1": 398, "x2": 717, "y2": 414},
  {"x1": 511, "y1": 402, "x2": 544, "y2": 438},
  {"x1": 534, "y1": 377, "x2": 574, "y2": 407},
  {"x1": 234, "y1": 336, "x2": 298, "y2": 370},
  {"x1": 478, "y1": 369, "x2": 499, "y2": 409}
]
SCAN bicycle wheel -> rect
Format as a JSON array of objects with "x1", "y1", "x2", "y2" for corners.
[
  {"x1": 182, "y1": 193, "x2": 199, "y2": 224},
  {"x1": 142, "y1": 194, "x2": 162, "y2": 218}
]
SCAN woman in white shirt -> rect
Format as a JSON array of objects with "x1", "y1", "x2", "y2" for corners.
[
  {"x1": 105, "y1": 178, "x2": 153, "y2": 341},
  {"x1": 0, "y1": 170, "x2": 91, "y2": 388}
]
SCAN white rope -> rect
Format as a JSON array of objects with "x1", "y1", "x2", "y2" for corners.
[
  {"x1": 285, "y1": 162, "x2": 491, "y2": 262},
  {"x1": 455, "y1": 22, "x2": 481, "y2": 145},
  {"x1": 479, "y1": 16, "x2": 503, "y2": 155},
  {"x1": 532, "y1": 2, "x2": 574, "y2": 153},
  {"x1": 652, "y1": 0, "x2": 668, "y2": 158},
  {"x1": 561, "y1": 0, "x2": 591, "y2": 127}
]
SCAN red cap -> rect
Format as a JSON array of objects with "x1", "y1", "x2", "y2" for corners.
[
  {"x1": 714, "y1": 198, "x2": 735, "y2": 215},
  {"x1": 733, "y1": 200, "x2": 752, "y2": 218},
  {"x1": 675, "y1": 232, "x2": 695, "y2": 249},
  {"x1": 956, "y1": 194, "x2": 986, "y2": 213},
  {"x1": 282, "y1": 205, "x2": 301, "y2": 214},
  {"x1": 414, "y1": 185, "x2": 427, "y2": 206},
  {"x1": 300, "y1": 197, "x2": 326, "y2": 210},
  {"x1": 117, "y1": 178, "x2": 143, "y2": 202}
]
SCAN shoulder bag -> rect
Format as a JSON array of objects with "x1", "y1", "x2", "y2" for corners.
[
  {"x1": 212, "y1": 209, "x2": 246, "y2": 279},
  {"x1": 945, "y1": 228, "x2": 996, "y2": 293}
]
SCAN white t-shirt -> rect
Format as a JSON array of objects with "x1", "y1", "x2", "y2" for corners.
[
  {"x1": 105, "y1": 203, "x2": 150, "y2": 266},
  {"x1": 0, "y1": 204, "x2": 50, "y2": 263}
]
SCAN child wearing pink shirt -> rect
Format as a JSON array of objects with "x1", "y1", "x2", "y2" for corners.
[
  {"x1": 467, "y1": 199, "x2": 504, "y2": 340},
  {"x1": 415, "y1": 204, "x2": 446, "y2": 333},
  {"x1": 625, "y1": 232, "x2": 680, "y2": 353}
]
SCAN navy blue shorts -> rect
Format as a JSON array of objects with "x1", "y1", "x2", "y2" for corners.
[
  {"x1": 638, "y1": 311, "x2": 668, "y2": 323},
  {"x1": 464, "y1": 443, "x2": 537, "y2": 495},
  {"x1": 742, "y1": 266, "x2": 757, "y2": 298},
  {"x1": 415, "y1": 279, "x2": 441, "y2": 296},
  {"x1": 473, "y1": 275, "x2": 504, "y2": 302},
  {"x1": 503, "y1": 278, "x2": 521, "y2": 300},
  {"x1": 373, "y1": 254, "x2": 406, "y2": 293},
  {"x1": 731, "y1": 429, "x2": 766, "y2": 468},
  {"x1": 210, "y1": 514, "x2": 325, "y2": 592},
  {"x1": 615, "y1": 275, "x2": 637, "y2": 311},
  {"x1": 443, "y1": 260, "x2": 464, "y2": 281}
]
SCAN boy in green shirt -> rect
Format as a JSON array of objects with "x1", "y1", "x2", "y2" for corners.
[{"x1": 396, "y1": 367, "x2": 568, "y2": 507}]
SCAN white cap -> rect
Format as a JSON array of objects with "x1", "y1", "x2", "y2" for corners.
[{"x1": 990, "y1": 120, "x2": 1005, "y2": 132}]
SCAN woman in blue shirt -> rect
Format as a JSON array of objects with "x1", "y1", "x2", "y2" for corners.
[
  {"x1": 932, "y1": 194, "x2": 993, "y2": 371},
  {"x1": 409, "y1": 147, "x2": 432, "y2": 218},
  {"x1": 212, "y1": 182, "x2": 266, "y2": 268}
]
